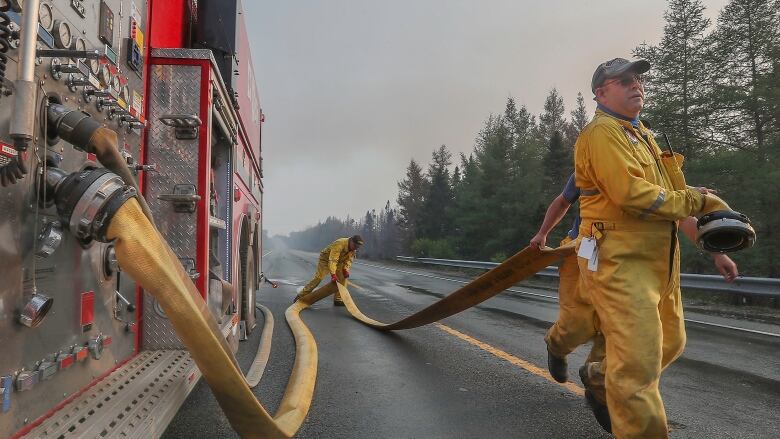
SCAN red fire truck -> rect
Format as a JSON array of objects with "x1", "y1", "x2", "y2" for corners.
[{"x1": 0, "y1": 0, "x2": 264, "y2": 437}]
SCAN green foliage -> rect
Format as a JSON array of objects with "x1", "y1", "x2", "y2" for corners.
[
  {"x1": 396, "y1": 159, "x2": 428, "y2": 251},
  {"x1": 287, "y1": 0, "x2": 779, "y2": 277},
  {"x1": 418, "y1": 145, "x2": 455, "y2": 240},
  {"x1": 284, "y1": 203, "x2": 401, "y2": 261},
  {"x1": 411, "y1": 238, "x2": 456, "y2": 259},
  {"x1": 706, "y1": 0, "x2": 779, "y2": 157},
  {"x1": 543, "y1": 131, "x2": 570, "y2": 201},
  {"x1": 635, "y1": 0, "x2": 712, "y2": 161}
]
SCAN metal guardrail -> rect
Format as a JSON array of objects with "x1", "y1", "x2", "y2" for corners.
[{"x1": 396, "y1": 256, "x2": 780, "y2": 297}]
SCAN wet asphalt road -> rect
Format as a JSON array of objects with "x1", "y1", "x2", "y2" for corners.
[{"x1": 163, "y1": 248, "x2": 780, "y2": 439}]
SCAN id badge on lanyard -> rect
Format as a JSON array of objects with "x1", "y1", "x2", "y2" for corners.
[{"x1": 577, "y1": 226, "x2": 603, "y2": 271}]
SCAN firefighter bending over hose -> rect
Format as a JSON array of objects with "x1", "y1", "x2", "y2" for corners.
[
  {"x1": 296, "y1": 235, "x2": 364, "y2": 306},
  {"x1": 532, "y1": 173, "x2": 738, "y2": 433},
  {"x1": 573, "y1": 57, "x2": 745, "y2": 438}
]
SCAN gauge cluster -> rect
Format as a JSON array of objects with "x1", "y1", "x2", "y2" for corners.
[
  {"x1": 28, "y1": 0, "x2": 148, "y2": 141},
  {"x1": 0, "y1": 3, "x2": 150, "y2": 436}
]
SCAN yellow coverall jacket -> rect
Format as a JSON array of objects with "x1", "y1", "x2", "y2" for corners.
[
  {"x1": 299, "y1": 238, "x2": 356, "y2": 299},
  {"x1": 574, "y1": 110, "x2": 705, "y2": 439}
]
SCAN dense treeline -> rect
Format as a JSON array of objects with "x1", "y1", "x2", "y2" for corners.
[
  {"x1": 285, "y1": 0, "x2": 779, "y2": 276},
  {"x1": 284, "y1": 202, "x2": 401, "y2": 261}
]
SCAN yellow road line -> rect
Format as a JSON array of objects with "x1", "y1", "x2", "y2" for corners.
[
  {"x1": 347, "y1": 280, "x2": 583, "y2": 395},
  {"x1": 435, "y1": 323, "x2": 584, "y2": 396}
]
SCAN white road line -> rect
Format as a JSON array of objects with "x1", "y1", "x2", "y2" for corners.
[
  {"x1": 685, "y1": 319, "x2": 780, "y2": 338},
  {"x1": 354, "y1": 261, "x2": 780, "y2": 338},
  {"x1": 355, "y1": 261, "x2": 558, "y2": 300},
  {"x1": 263, "y1": 250, "x2": 274, "y2": 257}
]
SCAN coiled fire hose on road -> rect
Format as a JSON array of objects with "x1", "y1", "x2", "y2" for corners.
[
  {"x1": 107, "y1": 199, "x2": 313, "y2": 438},
  {"x1": 105, "y1": 197, "x2": 575, "y2": 437}
]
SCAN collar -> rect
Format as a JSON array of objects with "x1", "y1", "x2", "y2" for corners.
[{"x1": 596, "y1": 104, "x2": 640, "y2": 128}]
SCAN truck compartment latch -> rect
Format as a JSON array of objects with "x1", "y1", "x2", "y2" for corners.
[
  {"x1": 159, "y1": 114, "x2": 202, "y2": 140},
  {"x1": 158, "y1": 184, "x2": 201, "y2": 213}
]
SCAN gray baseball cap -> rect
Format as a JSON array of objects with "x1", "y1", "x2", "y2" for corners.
[{"x1": 591, "y1": 58, "x2": 651, "y2": 93}]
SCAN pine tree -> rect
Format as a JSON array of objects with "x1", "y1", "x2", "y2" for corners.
[
  {"x1": 396, "y1": 159, "x2": 428, "y2": 252},
  {"x1": 634, "y1": 0, "x2": 713, "y2": 161},
  {"x1": 564, "y1": 92, "x2": 590, "y2": 147},
  {"x1": 472, "y1": 115, "x2": 516, "y2": 259},
  {"x1": 504, "y1": 98, "x2": 544, "y2": 255},
  {"x1": 706, "y1": 0, "x2": 779, "y2": 158},
  {"x1": 418, "y1": 145, "x2": 454, "y2": 240},
  {"x1": 451, "y1": 165, "x2": 461, "y2": 189},
  {"x1": 543, "y1": 131, "x2": 570, "y2": 199},
  {"x1": 378, "y1": 201, "x2": 400, "y2": 259},
  {"x1": 361, "y1": 209, "x2": 378, "y2": 258},
  {"x1": 537, "y1": 88, "x2": 567, "y2": 145},
  {"x1": 452, "y1": 153, "x2": 485, "y2": 258}
]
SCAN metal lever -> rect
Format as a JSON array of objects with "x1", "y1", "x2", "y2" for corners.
[
  {"x1": 261, "y1": 273, "x2": 279, "y2": 289},
  {"x1": 50, "y1": 59, "x2": 88, "y2": 80},
  {"x1": 67, "y1": 74, "x2": 93, "y2": 92},
  {"x1": 108, "y1": 106, "x2": 130, "y2": 120},
  {"x1": 134, "y1": 164, "x2": 157, "y2": 173},
  {"x1": 120, "y1": 116, "x2": 145, "y2": 133},
  {"x1": 82, "y1": 88, "x2": 113, "y2": 102},
  {"x1": 114, "y1": 290, "x2": 135, "y2": 312},
  {"x1": 37, "y1": 49, "x2": 102, "y2": 59},
  {"x1": 97, "y1": 97, "x2": 118, "y2": 112}
]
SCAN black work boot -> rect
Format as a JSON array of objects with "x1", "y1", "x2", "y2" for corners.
[
  {"x1": 547, "y1": 348, "x2": 568, "y2": 383},
  {"x1": 333, "y1": 298, "x2": 345, "y2": 307},
  {"x1": 579, "y1": 365, "x2": 612, "y2": 434}
]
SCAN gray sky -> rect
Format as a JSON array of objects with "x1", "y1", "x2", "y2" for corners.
[{"x1": 244, "y1": 1, "x2": 729, "y2": 236}]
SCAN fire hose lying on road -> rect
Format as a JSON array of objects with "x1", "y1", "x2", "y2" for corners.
[
  {"x1": 106, "y1": 196, "x2": 575, "y2": 438},
  {"x1": 41, "y1": 105, "x2": 755, "y2": 438}
]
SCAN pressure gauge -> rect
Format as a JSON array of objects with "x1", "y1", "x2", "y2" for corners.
[
  {"x1": 89, "y1": 59, "x2": 100, "y2": 75},
  {"x1": 100, "y1": 64, "x2": 112, "y2": 86},
  {"x1": 38, "y1": 3, "x2": 54, "y2": 32},
  {"x1": 73, "y1": 37, "x2": 86, "y2": 53},
  {"x1": 111, "y1": 75, "x2": 121, "y2": 93},
  {"x1": 53, "y1": 21, "x2": 73, "y2": 49},
  {"x1": 121, "y1": 85, "x2": 130, "y2": 103},
  {"x1": 72, "y1": 37, "x2": 86, "y2": 62}
]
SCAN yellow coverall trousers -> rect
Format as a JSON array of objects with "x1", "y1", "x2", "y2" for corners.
[
  {"x1": 544, "y1": 237, "x2": 606, "y2": 365},
  {"x1": 577, "y1": 220, "x2": 685, "y2": 439},
  {"x1": 298, "y1": 259, "x2": 346, "y2": 301}
]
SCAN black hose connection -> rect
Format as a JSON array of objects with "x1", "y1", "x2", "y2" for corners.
[
  {"x1": 41, "y1": 166, "x2": 137, "y2": 245},
  {"x1": 46, "y1": 103, "x2": 155, "y2": 224}
]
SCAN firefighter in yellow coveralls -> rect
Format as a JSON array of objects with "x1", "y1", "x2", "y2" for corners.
[
  {"x1": 295, "y1": 235, "x2": 364, "y2": 306},
  {"x1": 574, "y1": 57, "x2": 736, "y2": 438},
  {"x1": 533, "y1": 175, "x2": 738, "y2": 434}
]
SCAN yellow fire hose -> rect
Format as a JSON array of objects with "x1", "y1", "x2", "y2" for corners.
[
  {"x1": 299, "y1": 244, "x2": 574, "y2": 329},
  {"x1": 107, "y1": 199, "x2": 313, "y2": 438},
  {"x1": 107, "y1": 197, "x2": 573, "y2": 437},
  {"x1": 246, "y1": 304, "x2": 275, "y2": 388}
]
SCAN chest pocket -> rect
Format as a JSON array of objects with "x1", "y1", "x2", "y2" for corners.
[{"x1": 632, "y1": 144, "x2": 662, "y2": 184}]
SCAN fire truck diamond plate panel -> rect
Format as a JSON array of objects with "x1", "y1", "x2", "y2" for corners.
[{"x1": 144, "y1": 64, "x2": 202, "y2": 350}]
